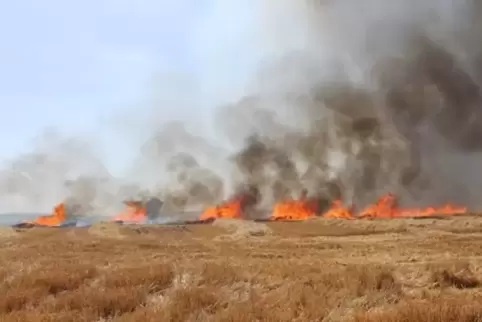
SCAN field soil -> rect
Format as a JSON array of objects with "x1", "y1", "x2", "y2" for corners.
[{"x1": 2, "y1": 216, "x2": 482, "y2": 321}]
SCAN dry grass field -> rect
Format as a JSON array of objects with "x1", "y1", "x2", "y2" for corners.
[{"x1": 1, "y1": 216, "x2": 482, "y2": 321}]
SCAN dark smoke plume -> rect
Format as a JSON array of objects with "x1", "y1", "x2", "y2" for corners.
[
  {"x1": 203, "y1": 0, "x2": 482, "y2": 212},
  {"x1": 135, "y1": 122, "x2": 227, "y2": 212},
  {"x1": 4, "y1": 0, "x2": 482, "y2": 218},
  {"x1": 147, "y1": 2, "x2": 482, "y2": 213}
]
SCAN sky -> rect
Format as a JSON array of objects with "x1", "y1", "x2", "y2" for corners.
[
  {"x1": 2, "y1": 0, "x2": 478, "y2": 212},
  {"x1": 0, "y1": 0, "x2": 328, "y2": 179},
  {"x1": 0, "y1": 0, "x2": 253, "y2": 176}
]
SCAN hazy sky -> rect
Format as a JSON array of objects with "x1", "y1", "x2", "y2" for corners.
[
  {"x1": 0, "y1": 0, "x2": 250, "y2": 175},
  {"x1": 0, "y1": 0, "x2": 320, "y2": 178}
]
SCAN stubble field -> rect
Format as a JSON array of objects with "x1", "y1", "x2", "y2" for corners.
[{"x1": 1, "y1": 216, "x2": 482, "y2": 322}]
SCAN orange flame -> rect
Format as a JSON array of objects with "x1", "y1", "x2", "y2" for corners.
[
  {"x1": 358, "y1": 194, "x2": 467, "y2": 219},
  {"x1": 112, "y1": 201, "x2": 147, "y2": 223},
  {"x1": 323, "y1": 200, "x2": 355, "y2": 220},
  {"x1": 200, "y1": 199, "x2": 243, "y2": 221},
  {"x1": 271, "y1": 199, "x2": 319, "y2": 221},
  {"x1": 358, "y1": 193, "x2": 398, "y2": 219},
  {"x1": 26, "y1": 203, "x2": 67, "y2": 227},
  {"x1": 321, "y1": 193, "x2": 468, "y2": 219},
  {"x1": 398, "y1": 203, "x2": 467, "y2": 218}
]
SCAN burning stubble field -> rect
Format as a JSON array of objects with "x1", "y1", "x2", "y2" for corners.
[{"x1": 2, "y1": 217, "x2": 482, "y2": 322}]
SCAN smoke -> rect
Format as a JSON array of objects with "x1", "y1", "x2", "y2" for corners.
[
  {"x1": 3, "y1": 0, "x2": 482, "y2": 216},
  {"x1": 0, "y1": 129, "x2": 154, "y2": 216},
  {"x1": 202, "y1": 0, "x2": 482, "y2": 210},
  {"x1": 113, "y1": 0, "x2": 482, "y2": 213},
  {"x1": 0, "y1": 129, "x2": 110, "y2": 213}
]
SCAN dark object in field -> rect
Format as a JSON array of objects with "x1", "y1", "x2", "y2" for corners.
[
  {"x1": 175, "y1": 218, "x2": 216, "y2": 225},
  {"x1": 12, "y1": 222, "x2": 36, "y2": 229},
  {"x1": 254, "y1": 218, "x2": 275, "y2": 223},
  {"x1": 11, "y1": 221, "x2": 78, "y2": 229},
  {"x1": 254, "y1": 218, "x2": 305, "y2": 223},
  {"x1": 12, "y1": 220, "x2": 77, "y2": 229}
]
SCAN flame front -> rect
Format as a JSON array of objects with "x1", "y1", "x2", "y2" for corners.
[
  {"x1": 112, "y1": 202, "x2": 147, "y2": 224},
  {"x1": 323, "y1": 200, "x2": 355, "y2": 220},
  {"x1": 359, "y1": 194, "x2": 398, "y2": 219},
  {"x1": 322, "y1": 193, "x2": 467, "y2": 219},
  {"x1": 400, "y1": 204, "x2": 468, "y2": 218},
  {"x1": 21, "y1": 191, "x2": 469, "y2": 228},
  {"x1": 25, "y1": 203, "x2": 67, "y2": 227},
  {"x1": 200, "y1": 199, "x2": 243, "y2": 220},
  {"x1": 271, "y1": 199, "x2": 318, "y2": 221}
]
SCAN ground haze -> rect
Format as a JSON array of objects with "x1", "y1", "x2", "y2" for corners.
[{"x1": 1, "y1": 217, "x2": 482, "y2": 321}]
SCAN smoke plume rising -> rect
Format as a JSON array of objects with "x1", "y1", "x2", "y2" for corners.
[
  {"x1": 201, "y1": 0, "x2": 482, "y2": 211},
  {"x1": 3, "y1": 0, "x2": 482, "y2": 216}
]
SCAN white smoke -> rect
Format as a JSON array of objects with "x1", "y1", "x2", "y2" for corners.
[{"x1": 2, "y1": 0, "x2": 481, "y2": 215}]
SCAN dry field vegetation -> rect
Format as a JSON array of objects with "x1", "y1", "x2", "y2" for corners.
[{"x1": 1, "y1": 216, "x2": 482, "y2": 321}]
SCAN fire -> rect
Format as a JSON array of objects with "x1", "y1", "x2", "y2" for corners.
[
  {"x1": 394, "y1": 203, "x2": 467, "y2": 218},
  {"x1": 112, "y1": 201, "x2": 147, "y2": 224},
  {"x1": 25, "y1": 203, "x2": 67, "y2": 227},
  {"x1": 200, "y1": 199, "x2": 243, "y2": 221},
  {"x1": 400, "y1": 204, "x2": 468, "y2": 217},
  {"x1": 322, "y1": 193, "x2": 468, "y2": 219},
  {"x1": 271, "y1": 199, "x2": 319, "y2": 221},
  {"x1": 323, "y1": 200, "x2": 355, "y2": 220},
  {"x1": 358, "y1": 193, "x2": 467, "y2": 219},
  {"x1": 358, "y1": 193, "x2": 398, "y2": 219},
  {"x1": 203, "y1": 191, "x2": 467, "y2": 222}
]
